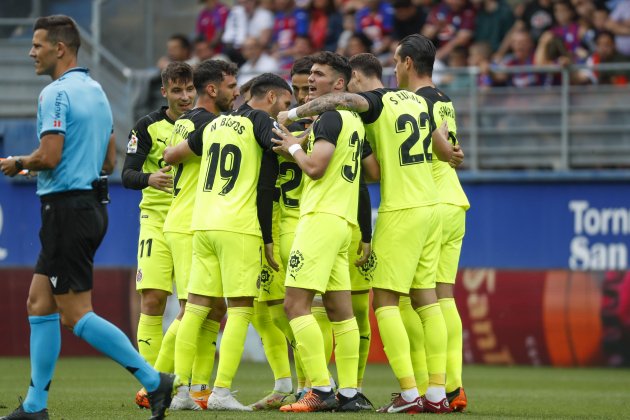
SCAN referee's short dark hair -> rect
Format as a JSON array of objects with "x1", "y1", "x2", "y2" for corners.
[
  {"x1": 194, "y1": 59, "x2": 238, "y2": 93},
  {"x1": 161, "y1": 61, "x2": 194, "y2": 88},
  {"x1": 291, "y1": 56, "x2": 315, "y2": 77},
  {"x1": 349, "y1": 53, "x2": 382, "y2": 81},
  {"x1": 311, "y1": 51, "x2": 352, "y2": 87},
  {"x1": 250, "y1": 73, "x2": 291, "y2": 99},
  {"x1": 398, "y1": 34, "x2": 436, "y2": 77},
  {"x1": 34, "y1": 15, "x2": 81, "y2": 54}
]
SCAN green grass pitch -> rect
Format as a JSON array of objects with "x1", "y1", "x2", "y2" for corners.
[{"x1": 0, "y1": 358, "x2": 629, "y2": 419}]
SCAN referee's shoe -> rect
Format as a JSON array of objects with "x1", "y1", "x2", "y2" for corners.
[
  {"x1": 147, "y1": 373, "x2": 177, "y2": 420},
  {"x1": 0, "y1": 402, "x2": 48, "y2": 420}
]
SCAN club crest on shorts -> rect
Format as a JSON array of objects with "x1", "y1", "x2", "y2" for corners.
[
  {"x1": 258, "y1": 266, "x2": 273, "y2": 293},
  {"x1": 358, "y1": 251, "x2": 377, "y2": 282},
  {"x1": 288, "y1": 250, "x2": 304, "y2": 279},
  {"x1": 136, "y1": 268, "x2": 143, "y2": 283}
]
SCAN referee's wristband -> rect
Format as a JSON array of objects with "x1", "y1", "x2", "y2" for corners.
[
  {"x1": 288, "y1": 144, "x2": 302, "y2": 157},
  {"x1": 287, "y1": 108, "x2": 299, "y2": 121}
]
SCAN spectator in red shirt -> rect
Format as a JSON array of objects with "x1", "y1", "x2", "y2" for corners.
[
  {"x1": 307, "y1": 0, "x2": 344, "y2": 51},
  {"x1": 355, "y1": 0, "x2": 395, "y2": 56},
  {"x1": 271, "y1": 0, "x2": 310, "y2": 71},
  {"x1": 422, "y1": 0, "x2": 476, "y2": 61},
  {"x1": 196, "y1": 0, "x2": 230, "y2": 54}
]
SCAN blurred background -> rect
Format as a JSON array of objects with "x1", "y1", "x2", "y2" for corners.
[{"x1": 1, "y1": 0, "x2": 629, "y2": 368}]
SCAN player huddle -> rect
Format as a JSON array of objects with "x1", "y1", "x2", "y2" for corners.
[{"x1": 123, "y1": 34, "x2": 469, "y2": 415}]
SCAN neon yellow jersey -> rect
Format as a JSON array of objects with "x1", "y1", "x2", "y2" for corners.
[
  {"x1": 126, "y1": 107, "x2": 174, "y2": 227},
  {"x1": 416, "y1": 86, "x2": 470, "y2": 210},
  {"x1": 163, "y1": 108, "x2": 217, "y2": 234},
  {"x1": 190, "y1": 104, "x2": 277, "y2": 235},
  {"x1": 358, "y1": 89, "x2": 439, "y2": 212},
  {"x1": 300, "y1": 110, "x2": 365, "y2": 225},
  {"x1": 278, "y1": 121, "x2": 311, "y2": 235}
]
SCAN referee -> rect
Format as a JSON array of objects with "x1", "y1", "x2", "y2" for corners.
[{"x1": 0, "y1": 15, "x2": 175, "y2": 420}]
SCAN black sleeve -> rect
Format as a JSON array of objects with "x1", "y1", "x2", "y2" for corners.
[
  {"x1": 357, "y1": 176, "x2": 372, "y2": 242},
  {"x1": 357, "y1": 89, "x2": 387, "y2": 124},
  {"x1": 251, "y1": 110, "x2": 277, "y2": 151},
  {"x1": 121, "y1": 121, "x2": 152, "y2": 190},
  {"x1": 312, "y1": 111, "x2": 342, "y2": 145},
  {"x1": 257, "y1": 150, "x2": 280, "y2": 244},
  {"x1": 361, "y1": 136, "x2": 373, "y2": 159},
  {"x1": 187, "y1": 121, "x2": 210, "y2": 156}
]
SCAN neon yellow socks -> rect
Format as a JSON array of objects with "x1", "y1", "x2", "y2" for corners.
[
  {"x1": 399, "y1": 296, "x2": 429, "y2": 394},
  {"x1": 290, "y1": 315, "x2": 330, "y2": 388},
  {"x1": 351, "y1": 293, "x2": 370, "y2": 389},
  {"x1": 268, "y1": 303, "x2": 306, "y2": 389},
  {"x1": 416, "y1": 303, "x2": 447, "y2": 392},
  {"x1": 154, "y1": 318, "x2": 179, "y2": 373},
  {"x1": 174, "y1": 303, "x2": 209, "y2": 385},
  {"x1": 214, "y1": 306, "x2": 253, "y2": 389},
  {"x1": 191, "y1": 319, "x2": 220, "y2": 386},
  {"x1": 311, "y1": 305, "x2": 333, "y2": 364},
  {"x1": 252, "y1": 301, "x2": 291, "y2": 381},
  {"x1": 375, "y1": 306, "x2": 416, "y2": 390},
  {"x1": 332, "y1": 317, "x2": 359, "y2": 389},
  {"x1": 439, "y1": 298, "x2": 463, "y2": 392},
  {"x1": 137, "y1": 314, "x2": 163, "y2": 366}
]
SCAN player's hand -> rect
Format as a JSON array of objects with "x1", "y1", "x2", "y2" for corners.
[
  {"x1": 450, "y1": 145, "x2": 464, "y2": 168},
  {"x1": 264, "y1": 243, "x2": 280, "y2": 272},
  {"x1": 355, "y1": 241, "x2": 372, "y2": 267},
  {"x1": 0, "y1": 157, "x2": 21, "y2": 177},
  {"x1": 277, "y1": 111, "x2": 291, "y2": 126},
  {"x1": 148, "y1": 165, "x2": 173, "y2": 193},
  {"x1": 272, "y1": 125, "x2": 301, "y2": 155}
]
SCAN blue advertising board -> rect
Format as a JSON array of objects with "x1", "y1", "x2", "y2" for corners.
[{"x1": 1, "y1": 179, "x2": 629, "y2": 270}]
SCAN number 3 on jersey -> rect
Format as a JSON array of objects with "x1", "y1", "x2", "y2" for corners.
[
  {"x1": 342, "y1": 131, "x2": 362, "y2": 183},
  {"x1": 397, "y1": 112, "x2": 432, "y2": 165},
  {"x1": 204, "y1": 143, "x2": 242, "y2": 195}
]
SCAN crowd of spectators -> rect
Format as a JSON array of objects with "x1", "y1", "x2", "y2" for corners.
[{"x1": 156, "y1": 0, "x2": 630, "y2": 88}]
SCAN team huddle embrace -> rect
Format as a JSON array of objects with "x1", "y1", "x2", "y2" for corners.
[{"x1": 123, "y1": 35, "x2": 469, "y2": 416}]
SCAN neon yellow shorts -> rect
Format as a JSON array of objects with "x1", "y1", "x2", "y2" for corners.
[
  {"x1": 349, "y1": 224, "x2": 371, "y2": 292},
  {"x1": 436, "y1": 203, "x2": 466, "y2": 285},
  {"x1": 135, "y1": 222, "x2": 173, "y2": 294},
  {"x1": 285, "y1": 213, "x2": 352, "y2": 294},
  {"x1": 371, "y1": 205, "x2": 441, "y2": 294},
  {"x1": 164, "y1": 231, "x2": 193, "y2": 300},
  {"x1": 259, "y1": 203, "x2": 286, "y2": 302},
  {"x1": 187, "y1": 230, "x2": 261, "y2": 298}
]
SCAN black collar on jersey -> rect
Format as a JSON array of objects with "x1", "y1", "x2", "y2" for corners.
[
  {"x1": 61, "y1": 67, "x2": 89, "y2": 77},
  {"x1": 159, "y1": 106, "x2": 176, "y2": 124}
]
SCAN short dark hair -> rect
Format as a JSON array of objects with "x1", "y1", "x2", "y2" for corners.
[
  {"x1": 239, "y1": 77, "x2": 257, "y2": 98},
  {"x1": 291, "y1": 56, "x2": 315, "y2": 77},
  {"x1": 169, "y1": 33, "x2": 192, "y2": 51},
  {"x1": 194, "y1": 59, "x2": 238, "y2": 93},
  {"x1": 398, "y1": 34, "x2": 436, "y2": 77},
  {"x1": 596, "y1": 30, "x2": 615, "y2": 43},
  {"x1": 310, "y1": 51, "x2": 352, "y2": 86},
  {"x1": 349, "y1": 53, "x2": 382, "y2": 80},
  {"x1": 249, "y1": 73, "x2": 291, "y2": 98},
  {"x1": 161, "y1": 61, "x2": 194, "y2": 87},
  {"x1": 34, "y1": 15, "x2": 81, "y2": 54},
  {"x1": 349, "y1": 32, "x2": 373, "y2": 52}
]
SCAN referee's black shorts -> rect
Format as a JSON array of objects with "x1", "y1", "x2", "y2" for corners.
[{"x1": 35, "y1": 190, "x2": 108, "y2": 295}]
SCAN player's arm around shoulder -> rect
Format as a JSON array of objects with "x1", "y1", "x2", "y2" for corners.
[{"x1": 277, "y1": 92, "x2": 370, "y2": 125}]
